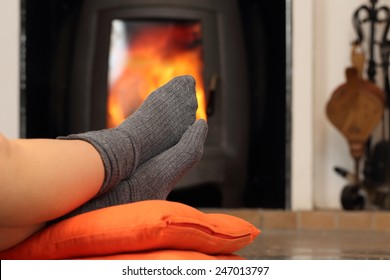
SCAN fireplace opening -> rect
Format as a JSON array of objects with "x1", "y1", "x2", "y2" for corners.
[
  {"x1": 21, "y1": 0, "x2": 289, "y2": 209},
  {"x1": 107, "y1": 19, "x2": 207, "y2": 128}
]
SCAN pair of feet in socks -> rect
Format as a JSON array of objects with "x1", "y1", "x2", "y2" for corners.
[{"x1": 58, "y1": 75, "x2": 208, "y2": 220}]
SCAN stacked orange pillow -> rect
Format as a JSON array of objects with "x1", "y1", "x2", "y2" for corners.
[{"x1": 0, "y1": 200, "x2": 260, "y2": 260}]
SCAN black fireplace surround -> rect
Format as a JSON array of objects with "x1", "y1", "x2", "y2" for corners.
[{"x1": 22, "y1": 0, "x2": 288, "y2": 208}]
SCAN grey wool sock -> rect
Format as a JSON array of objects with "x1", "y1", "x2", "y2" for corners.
[
  {"x1": 57, "y1": 119, "x2": 208, "y2": 220},
  {"x1": 59, "y1": 75, "x2": 197, "y2": 196}
]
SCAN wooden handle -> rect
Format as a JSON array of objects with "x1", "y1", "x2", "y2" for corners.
[{"x1": 351, "y1": 43, "x2": 365, "y2": 78}]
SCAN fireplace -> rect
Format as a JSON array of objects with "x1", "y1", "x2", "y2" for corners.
[
  {"x1": 22, "y1": 0, "x2": 288, "y2": 209},
  {"x1": 66, "y1": 0, "x2": 249, "y2": 207}
]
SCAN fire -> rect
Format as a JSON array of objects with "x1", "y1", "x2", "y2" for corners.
[{"x1": 107, "y1": 21, "x2": 207, "y2": 128}]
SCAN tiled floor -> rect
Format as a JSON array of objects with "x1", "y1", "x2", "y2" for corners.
[
  {"x1": 238, "y1": 229, "x2": 390, "y2": 259},
  {"x1": 202, "y1": 208, "x2": 390, "y2": 259}
]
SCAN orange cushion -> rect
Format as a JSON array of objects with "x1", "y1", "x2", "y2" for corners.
[
  {"x1": 82, "y1": 250, "x2": 245, "y2": 260},
  {"x1": 0, "y1": 200, "x2": 260, "y2": 259}
]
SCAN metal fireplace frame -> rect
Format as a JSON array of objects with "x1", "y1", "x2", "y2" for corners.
[{"x1": 69, "y1": 0, "x2": 249, "y2": 207}]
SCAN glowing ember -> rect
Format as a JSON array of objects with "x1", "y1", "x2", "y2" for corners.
[{"x1": 107, "y1": 20, "x2": 207, "y2": 128}]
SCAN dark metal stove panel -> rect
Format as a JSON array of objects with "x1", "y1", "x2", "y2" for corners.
[{"x1": 69, "y1": 0, "x2": 249, "y2": 206}]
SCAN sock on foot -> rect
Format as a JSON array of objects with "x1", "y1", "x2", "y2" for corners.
[
  {"x1": 59, "y1": 75, "x2": 197, "y2": 196},
  {"x1": 57, "y1": 119, "x2": 208, "y2": 220}
]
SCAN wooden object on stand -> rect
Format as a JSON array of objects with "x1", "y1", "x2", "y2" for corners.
[{"x1": 326, "y1": 65, "x2": 385, "y2": 183}]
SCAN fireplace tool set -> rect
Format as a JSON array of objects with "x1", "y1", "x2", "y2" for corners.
[{"x1": 326, "y1": 0, "x2": 390, "y2": 210}]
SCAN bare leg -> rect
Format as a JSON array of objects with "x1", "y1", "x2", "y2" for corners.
[
  {"x1": 0, "y1": 133, "x2": 104, "y2": 227},
  {"x1": 0, "y1": 76, "x2": 199, "y2": 252},
  {"x1": 0, "y1": 133, "x2": 104, "y2": 251},
  {"x1": 0, "y1": 223, "x2": 45, "y2": 251}
]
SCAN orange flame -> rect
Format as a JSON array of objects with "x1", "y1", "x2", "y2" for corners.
[{"x1": 107, "y1": 21, "x2": 207, "y2": 128}]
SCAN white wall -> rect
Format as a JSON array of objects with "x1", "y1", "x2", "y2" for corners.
[
  {"x1": 312, "y1": 0, "x2": 360, "y2": 209},
  {"x1": 292, "y1": 0, "x2": 390, "y2": 210},
  {"x1": 0, "y1": 0, "x2": 20, "y2": 138}
]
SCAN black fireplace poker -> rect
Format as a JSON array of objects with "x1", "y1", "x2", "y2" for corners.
[
  {"x1": 352, "y1": 0, "x2": 390, "y2": 157},
  {"x1": 352, "y1": 0, "x2": 390, "y2": 85}
]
